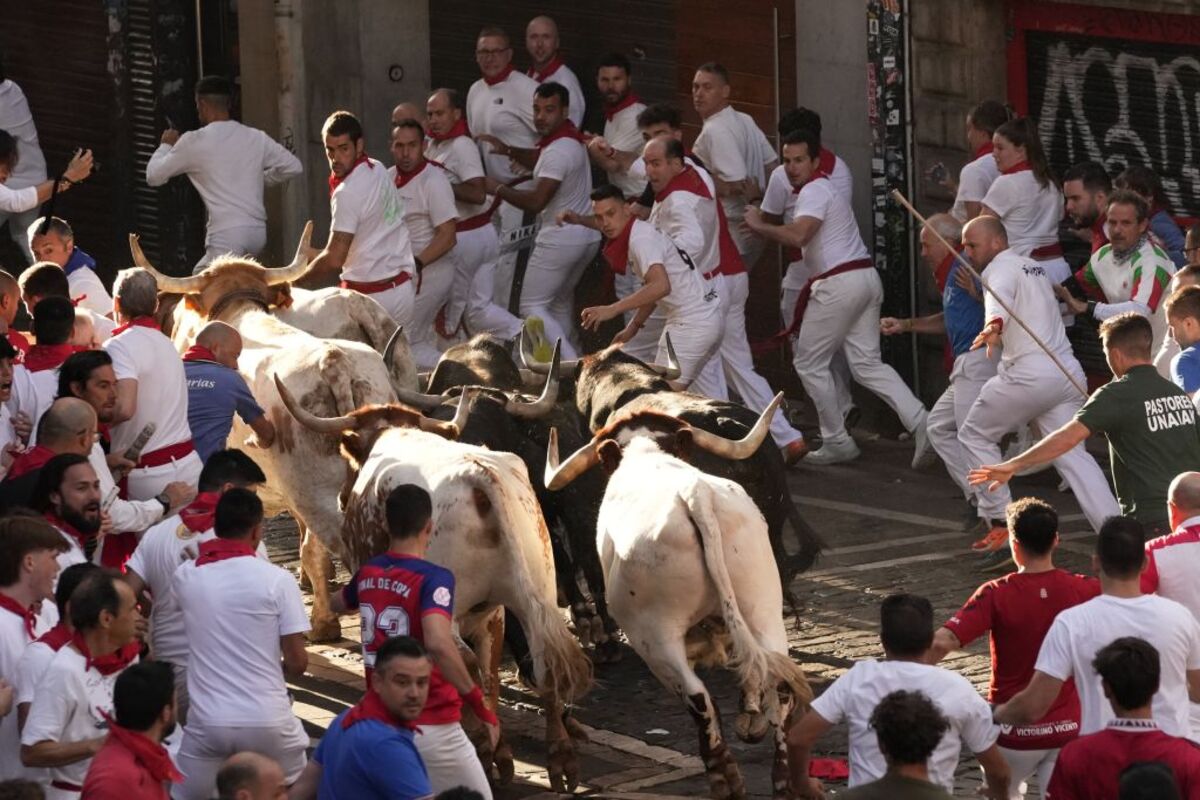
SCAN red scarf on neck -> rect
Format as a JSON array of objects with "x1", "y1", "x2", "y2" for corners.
[
  {"x1": 527, "y1": 55, "x2": 564, "y2": 83},
  {"x1": 1002, "y1": 160, "x2": 1032, "y2": 176},
  {"x1": 483, "y1": 64, "x2": 514, "y2": 87},
  {"x1": 111, "y1": 317, "x2": 159, "y2": 337},
  {"x1": 328, "y1": 155, "x2": 372, "y2": 195},
  {"x1": 38, "y1": 622, "x2": 72, "y2": 651},
  {"x1": 974, "y1": 142, "x2": 995, "y2": 159},
  {"x1": 71, "y1": 631, "x2": 139, "y2": 676},
  {"x1": 98, "y1": 711, "x2": 183, "y2": 784},
  {"x1": 654, "y1": 165, "x2": 713, "y2": 202},
  {"x1": 45, "y1": 512, "x2": 89, "y2": 550},
  {"x1": 428, "y1": 118, "x2": 470, "y2": 142},
  {"x1": 341, "y1": 688, "x2": 420, "y2": 732},
  {"x1": 24, "y1": 343, "x2": 85, "y2": 373},
  {"x1": 792, "y1": 148, "x2": 838, "y2": 194},
  {"x1": 182, "y1": 345, "x2": 218, "y2": 364},
  {"x1": 653, "y1": 166, "x2": 746, "y2": 277},
  {"x1": 6, "y1": 444, "x2": 56, "y2": 479},
  {"x1": 0, "y1": 592, "x2": 37, "y2": 639},
  {"x1": 601, "y1": 216, "x2": 638, "y2": 276},
  {"x1": 393, "y1": 161, "x2": 430, "y2": 188},
  {"x1": 179, "y1": 491, "x2": 220, "y2": 534},
  {"x1": 537, "y1": 120, "x2": 586, "y2": 149},
  {"x1": 195, "y1": 538, "x2": 257, "y2": 566},
  {"x1": 603, "y1": 92, "x2": 642, "y2": 122}
]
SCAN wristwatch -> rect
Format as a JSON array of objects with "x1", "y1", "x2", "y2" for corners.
[
  {"x1": 1086, "y1": 300, "x2": 1098, "y2": 318},
  {"x1": 154, "y1": 492, "x2": 171, "y2": 515}
]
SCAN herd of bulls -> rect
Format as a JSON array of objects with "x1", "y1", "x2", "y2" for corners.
[{"x1": 135, "y1": 224, "x2": 824, "y2": 800}]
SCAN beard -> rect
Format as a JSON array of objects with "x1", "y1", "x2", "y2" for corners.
[{"x1": 62, "y1": 504, "x2": 101, "y2": 535}]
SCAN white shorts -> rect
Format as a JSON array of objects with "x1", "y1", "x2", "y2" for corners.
[
  {"x1": 174, "y1": 717, "x2": 309, "y2": 800},
  {"x1": 127, "y1": 450, "x2": 203, "y2": 502},
  {"x1": 415, "y1": 721, "x2": 493, "y2": 798}
]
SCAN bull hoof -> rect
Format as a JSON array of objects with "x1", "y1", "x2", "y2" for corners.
[
  {"x1": 547, "y1": 738, "x2": 579, "y2": 794},
  {"x1": 591, "y1": 638, "x2": 623, "y2": 664},
  {"x1": 307, "y1": 619, "x2": 342, "y2": 643},
  {"x1": 734, "y1": 710, "x2": 771, "y2": 744},
  {"x1": 493, "y1": 738, "x2": 515, "y2": 785}
]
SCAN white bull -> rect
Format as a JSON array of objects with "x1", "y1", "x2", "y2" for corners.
[{"x1": 545, "y1": 394, "x2": 811, "y2": 800}]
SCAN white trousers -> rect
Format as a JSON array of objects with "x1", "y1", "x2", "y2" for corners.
[
  {"x1": 959, "y1": 358, "x2": 1119, "y2": 529},
  {"x1": 990, "y1": 746, "x2": 1058, "y2": 800},
  {"x1": 614, "y1": 269, "x2": 668, "y2": 364},
  {"x1": 662, "y1": 310, "x2": 724, "y2": 396},
  {"x1": 410, "y1": 254, "x2": 459, "y2": 369},
  {"x1": 195, "y1": 225, "x2": 268, "y2": 272},
  {"x1": 793, "y1": 268, "x2": 925, "y2": 442},
  {"x1": 456, "y1": 225, "x2": 522, "y2": 339},
  {"x1": 0, "y1": 205, "x2": 37, "y2": 262},
  {"x1": 714, "y1": 272, "x2": 803, "y2": 447},
  {"x1": 359, "y1": 280, "x2": 416, "y2": 329},
  {"x1": 414, "y1": 721, "x2": 493, "y2": 798},
  {"x1": 126, "y1": 450, "x2": 203, "y2": 502},
  {"x1": 173, "y1": 716, "x2": 309, "y2": 800},
  {"x1": 782, "y1": 262, "x2": 853, "y2": 418},
  {"x1": 515, "y1": 235, "x2": 599, "y2": 359},
  {"x1": 928, "y1": 347, "x2": 999, "y2": 503}
]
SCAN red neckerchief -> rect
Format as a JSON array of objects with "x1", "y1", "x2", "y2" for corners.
[
  {"x1": 111, "y1": 317, "x2": 159, "y2": 336},
  {"x1": 604, "y1": 92, "x2": 642, "y2": 122},
  {"x1": 179, "y1": 491, "x2": 220, "y2": 534},
  {"x1": 393, "y1": 160, "x2": 430, "y2": 188},
  {"x1": 1091, "y1": 212, "x2": 1109, "y2": 253},
  {"x1": 37, "y1": 622, "x2": 72, "y2": 651},
  {"x1": 182, "y1": 344, "x2": 219, "y2": 363},
  {"x1": 98, "y1": 711, "x2": 183, "y2": 784},
  {"x1": 328, "y1": 154, "x2": 372, "y2": 196},
  {"x1": 7, "y1": 444, "x2": 56, "y2": 479},
  {"x1": 195, "y1": 538, "x2": 257, "y2": 566},
  {"x1": 97, "y1": 423, "x2": 111, "y2": 450},
  {"x1": 654, "y1": 165, "x2": 713, "y2": 202},
  {"x1": 71, "y1": 631, "x2": 139, "y2": 677},
  {"x1": 527, "y1": 55, "x2": 564, "y2": 83},
  {"x1": 7, "y1": 330, "x2": 30, "y2": 359},
  {"x1": 601, "y1": 216, "x2": 638, "y2": 276},
  {"x1": 1002, "y1": 160, "x2": 1032, "y2": 176},
  {"x1": 341, "y1": 688, "x2": 420, "y2": 732},
  {"x1": 974, "y1": 142, "x2": 995, "y2": 159},
  {"x1": 24, "y1": 343, "x2": 85, "y2": 373},
  {"x1": 483, "y1": 64, "x2": 514, "y2": 87},
  {"x1": 653, "y1": 166, "x2": 745, "y2": 275},
  {"x1": 45, "y1": 512, "x2": 89, "y2": 551},
  {"x1": 427, "y1": 118, "x2": 470, "y2": 142},
  {"x1": 818, "y1": 147, "x2": 836, "y2": 178},
  {"x1": 0, "y1": 592, "x2": 37, "y2": 639},
  {"x1": 70, "y1": 295, "x2": 88, "y2": 307},
  {"x1": 934, "y1": 248, "x2": 962, "y2": 293},
  {"x1": 536, "y1": 120, "x2": 586, "y2": 149}
]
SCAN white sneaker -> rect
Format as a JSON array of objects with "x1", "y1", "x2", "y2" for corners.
[
  {"x1": 911, "y1": 409, "x2": 934, "y2": 469},
  {"x1": 804, "y1": 437, "x2": 861, "y2": 465}
]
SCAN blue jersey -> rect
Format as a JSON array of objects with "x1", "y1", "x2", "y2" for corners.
[
  {"x1": 314, "y1": 713, "x2": 432, "y2": 800},
  {"x1": 184, "y1": 359, "x2": 265, "y2": 462},
  {"x1": 943, "y1": 262, "x2": 985, "y2": 359},
  {"x1": 1172, "y1": 345, "x2": 1200, "y2": 395}
]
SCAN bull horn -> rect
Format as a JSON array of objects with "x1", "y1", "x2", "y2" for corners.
[
  {"x1": 520, "y1": 323, "x2": 580, "y2": 375},
  {"x1": 688, "y1": 391, "x2": 784, "y2": 461},
  {"x1": 505, "y1": 340, "x2": 560, "y2": 419},
  {"x1": 544, "y1": 427, "x2": 600, "y2": 490},
  {"x1": 263, "y1": 221, "x2": 315, "y2": 285},
  {"x1": 393, "y1": 385, "x2": 446, "y2": 411},
  {"x1": 128, "y1": 234, "x2": 207, "y2": 294},
  {"x1": 272, "y1": 372, "x2": 360, "y2": 433},
  {"x1": 645, "y1": 332, "x2": 682, "y2": 380},
  {"x1": 382, "y1": 325, "x2": 406, "y2": 368},
  {"x1": 445, "y1": 387, "x2": 473, "y2": 436}
]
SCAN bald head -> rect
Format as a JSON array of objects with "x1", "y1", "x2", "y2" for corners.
[
  {"x1": 961, "y1": 215, "x2": 1009, "y2": 271},
  {"x1": 37, "y1": 397, "x2": 97, "y2": 453},
  {"x1": 195, "y1": 321, "x2": 243, "y2": 370},
  {"x1": 642, "y1": 135, "x2": 686, "y2": 193},
  {"x1": 526, "y1": 15, "x2": 560, "y2": 67},
  {"x1": 1170, "y1": 472, "x2": 1200, "y2": 520},
  {"x1": 216, "y1": 751, "x2": 286, "y2": 800},
  {"x1": 391, "y1": 102, "x2": 425, "y2": 128}
]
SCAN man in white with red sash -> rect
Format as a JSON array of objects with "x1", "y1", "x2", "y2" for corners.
[
  {"x1": 305, "y1": 111, "x2": 416, "y2": 328},
  {"x1": 745, "y1": 128, "x2": 930, "y2": 466},
  {"x1": 424, "y1": 88, "x2": 522, "y2": 341},
  {"x1": 104, "y1": 268, "x2": 201, "y2": 501},
  {"x1": 524, "y1": 15, "x2": 585, "y2": 127}
]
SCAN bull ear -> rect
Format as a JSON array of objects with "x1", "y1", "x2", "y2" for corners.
[
  {"x1": 597, "y1": 439, "x2": 623, "y2": 474},
  {"x1": 340, "y1": 432, "x2": 372, "y2": 470},
  {"x1": 674, "y1": 428, "x2": 694, "y2": 460}
]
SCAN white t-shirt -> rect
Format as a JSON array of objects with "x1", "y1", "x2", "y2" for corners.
[
  {"x1": 952, "y1": 151, "x2": 1001, "y2": 221},
  {"x1": 23, "y1": 365, "x2": 58, "y2": 430},
  {"x1": 466, "y1": 71, "x2": 539, "y2": 184},
  {"x1": 174, "y1": 554, "x2": 310, "y2": 726},
  {"x1": 983, "y1": 249, "x2": 1076, "y2": 367},
  {"x1": 532, "y1": 137, "x2": 597, "y2": 245},
  {"x1": 145, "y1": 119, "x2": 302, "y2": 238},
  {"x1": 0, "y1": 607, "x2": 45, "y2": 780},
  {"x1": 103, "y1": 326, "x2": 193, "y2": 454},
  {"x1": 88, "y1": 441, "x2": 163, "y2": 538},
  {"x1": 649, "y1": 167, "x2": 722, "y2": 277},
  {"x1": 982, "y1": 170, "x2": 1064, "y2": 256},
  {"x1": 624, "y1": 219, "x2": 717, "y2": 325},
  {"x1": 761, "y1": 154, "x2": 853, "y2": 222},
  {"x1": 792, "y1": 176, "x2": 870, "y2": 277},
  {"x1": 530, "y1": 62, "x2": 586, "y2": 127},
  {"x1": 693, "y1": 105, "x2": 774, "y2": 255},
  {"x1": 1036, "y1": 594, "x2": 1200, "y2": 739},
  {"x1": 67, "y1": 268, "x2": 113, "y2": 318},
  {"x1": 0, "y1": 80, "x2": 48, "y2": 189},
  {"x1": 425, "y1": 135, "x2": 490, "y2": 222},
  {"x1": 330, "y1": 157, "x2": 416, "y2": 284},
  {"x1": 811, "y1": 659, "x2": 998, "y2": 790},
  {"x1": 22, "y1": 644, "x2": 128, "y2": 789},
  {"x1": 602, "y1": 100, "x2": 648, "y2": 198},
  {"x1": 389, "y1": 162, "x2": 459, "y2": 253}
]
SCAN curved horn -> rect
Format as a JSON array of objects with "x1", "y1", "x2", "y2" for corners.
[
  {"x1": 392, "y1": 385, "x2": 447, "y2": 411},
  {"x1": 645, "y1": 332, "x2": 682, "y2": 380},
  {"x1": 544, "y1": 427, "x2": 601, "y2": 490},
  {"x1": 520, "y1": 323, "x2": 580, "y2": 375},
  {"x1": 263, "y1": 221, "x2": 315, "y2": 285},
  {"x1": 128, "y1": 234, "x2": 207, "y2": 294},
  {"x1": 272, "y1": 373, "x2": 360, "y2": 433},
  {"x1": 687, "y1": 391, "x2": 784, "y2": 461},
  {"x1": 505, "y1": 340, "x2": 560, "y2": 419},
  {"x1": 382, "y1": 325, "x2": 406, "y2": 367}
]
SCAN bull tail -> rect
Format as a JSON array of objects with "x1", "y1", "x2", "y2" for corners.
[
  {"x1": 684, "y1": 483, "x2": 810, "y2": 705},
  {"x1": 318, "y1": 346, "x2": 359, "y2": 416}
]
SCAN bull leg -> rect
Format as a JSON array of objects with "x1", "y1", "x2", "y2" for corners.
[
  {"x1": 575, "y1": 540, "x2": 621, "y2": 664},
  {"x1": 771, "y1": 683, "x2": 799, "y2": 800},
  {"x1": 466, "y1": 609, "x2": 514, "y2": 785},
  {"x1": 734, "y1": 683, "x2": 771, "y2": 744},
  {"x1": 545, "y1": 696, "x2": 581, "y2": 794},
  {"x1": 549, "y1": 528, "x2": 599, "y2": 648},
  {"x1": 299, "y1": 525, "x2": 341, "y2": 642}
]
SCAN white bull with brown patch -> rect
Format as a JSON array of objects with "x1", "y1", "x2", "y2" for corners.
[
  {"x1": 545, "y1": 394, "x2": 811, "y2": 800},
  {"x1": 274, "y1": 370, "x2": 593, "y2": 793}
]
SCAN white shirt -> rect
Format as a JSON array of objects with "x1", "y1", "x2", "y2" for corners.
[
  {"x1": 466, "y1": 71, "x2": 539, "y2": 184},
  {"x1": 529, "y1": 61, "x2": 586, "y2": 127},
  {"x1": 22, "y1": 644, "x2": 129, "y2": 789},
  {"x1": 983, "y1": 249, "x2": 1076, "y2": 367},
  {"x1": 649, "y1": 164, "x2": 722, "y2": 277},
  {"x1": 532, "y1": 136, "x2": 597, "y2": 245},
  {"x1": 330, "y1": 157, "x2": 416, "y2": 284},
  {"x1": 692, "y1": 105, "x2": 774, "y2": 255},
  {"x1": 792, "y1": 176, "x2": 870, "y2": 277},
  {"x1": 623, "y1": 219, "x2": 718, "y2": 325},
  {"x1": 0, "y1": 80, "x2": 48, "y2": 189},
  {"x1": 983, "y1": 170, "x2": 1064, "y2": 256},
  {"x1": 174, "y1": 553, "x2": 310, "y2": 726},
  {"x1": 761, "y1": 154, "x2": 853, "y2": 222},
  {"x1": 0, "y1": 184, "x2": 37, "y2": 215},
  {"x1": 88, "y1": 441, "x2": 163, "y2": 539},
  {"x1": 145, "y1": 119, "x2": 301, "y2": 238},
  {"x1": 952, "y1": 151, "x2": 1001, "y2": 221},
  {"x1": 6, "y1": 364, "x2": 39, "y2": 429},
  {"x1": 389, "y1": 162, "x2": 459, "y2": 253},
  {"x1": 811, "y1": 659, "x2": 998, "y2": 790},
  {"x1": 103, "y1": 325, "x2": 193, "y2": 455},
  {"x1": 601, "y1": 99, "x2": 648, "y2": 198},
  {"x1": 67, "y1": 268, "x2": 113, "y2": 318},
  {"x1": 0, "y1": 607, "x2": 45, "y2": 780},
  {"x1": 425, "y1": 135, "x2": 490, "y2": 222},
  {"x1": 1036, "y1": 593, "x2": 1200, "y2": 738}
]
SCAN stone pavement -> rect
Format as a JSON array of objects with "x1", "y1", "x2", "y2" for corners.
[{"x1": 266, "y1": 430, "x2": 1100, "y2": 798}]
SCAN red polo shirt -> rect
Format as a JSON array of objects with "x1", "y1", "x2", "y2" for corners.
[
  {"x1": 80, "y1": 731, "x2": 173, "y2": 800},
  {"x1": 1047, "y1": 721, "x2": 1200, "y2": 799}
]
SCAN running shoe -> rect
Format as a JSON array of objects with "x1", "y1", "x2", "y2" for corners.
[
  {"x1": 524, "y1": 316, "x2": 554, "y2": 363},
  {"x1": 971, "y1": 525, "x2": 1008, "y2": 552}
]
